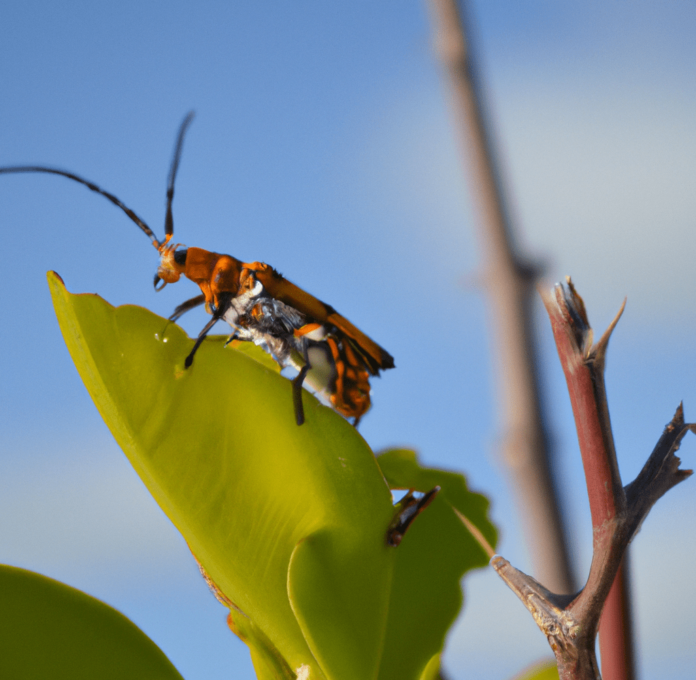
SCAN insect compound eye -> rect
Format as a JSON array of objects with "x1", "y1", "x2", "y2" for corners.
[
  {"x1": 155, "y1": 244, "x2": 186, "y2": 288},
  {"x1": 173, "y1": 248, "x2": 188, "y2": 266}
]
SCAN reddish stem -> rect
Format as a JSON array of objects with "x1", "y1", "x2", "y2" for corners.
[
  {"x1": 598, "y1": 558, "x2": 635, "y2": 680},
  {"x1": 543, "y1": 282, "x2": 633, "y2": 679},
  {"x1": 488, "y1": 281, "x2": 692, "y2": 680}
]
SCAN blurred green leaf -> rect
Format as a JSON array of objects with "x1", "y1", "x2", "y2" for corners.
[
  {"x1": 48, "y1": 272, "x2": 396, "y2": 679},
  {"x1": 510, "y1": 660, "x2": 559, "y2": 680},
  {"x1": 376, "y1": 449, "x2": 497, "y2": 680},
  {"x1": 417, "y1": 655, "x2": 442, "y2": 680},
  {"x1": 0, "y1": 564, "x2": 183, "y2": 680}
]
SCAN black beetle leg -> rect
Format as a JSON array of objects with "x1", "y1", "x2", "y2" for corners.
[{"x1": 292, "y1": 349, "x2": 312, "y2": 426}]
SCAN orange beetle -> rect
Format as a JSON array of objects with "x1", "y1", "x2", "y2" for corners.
[{"x1": 0, "y1": 113, "x2": 394, "y2": 426}]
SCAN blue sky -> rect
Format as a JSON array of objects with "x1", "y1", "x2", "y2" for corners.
[{"x1": 1, "y1": 2, "x2": 696, "y2": 678}]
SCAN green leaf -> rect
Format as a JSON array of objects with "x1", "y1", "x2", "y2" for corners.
[
  {"x1": 375, "y1": 449, "x2": 497, "y2": 680},
  {"x1": 0, "y1": 564, "x2": 183, "y2": 680},
  {"x1": 287, "y1": 525, "x2": 391, "y2": 679},
  {"x1": 226, "y1": 609, "x2": 296, "y2": 680},
  {"x1": 417, "y1": 655, "x2": 442, "y2": 680},
  {"x1": 510, "y1": 660, "x2": 559, "y2": 680},
  {"x1": 48, "y1": 272, "x2": 396, "y2": 679}
]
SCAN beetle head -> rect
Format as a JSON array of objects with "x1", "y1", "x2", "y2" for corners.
[{"x1": 154, "y1": 242, "x2": 188, "y2": 291}]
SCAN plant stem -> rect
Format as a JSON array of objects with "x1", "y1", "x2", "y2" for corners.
[
  {"x1": 488, "y1": 280, "x2": 693, "y2": 679},
  {"x1": 543, "y1": 282, "x2": 632, "y2": 678}
]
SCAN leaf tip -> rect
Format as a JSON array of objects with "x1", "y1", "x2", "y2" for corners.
[{"x1": 47, "y1": 270, "x2": 65, "y2": 286}]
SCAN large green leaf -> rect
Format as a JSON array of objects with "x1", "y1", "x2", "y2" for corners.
[
  {"x1": 0, "y1": 564, "x2": 183, "y2": 680},
  {"x1": 48, "y1": 274, "x2": 498, "y2": 679},
  {"x1": 48, "y1": 272, "x2": 395, "y2": 679},
  {"x1": 376, "y1": 449, "x2": 497, "y2": 680}
]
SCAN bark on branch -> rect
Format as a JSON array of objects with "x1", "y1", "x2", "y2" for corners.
[{"x1": 489, "y1": 279, "x2": 694, "y2": 680}]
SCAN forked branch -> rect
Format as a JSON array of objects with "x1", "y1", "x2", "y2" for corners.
[{"x1": 486, "y1": 279, "x2": 694, "y2": 680}]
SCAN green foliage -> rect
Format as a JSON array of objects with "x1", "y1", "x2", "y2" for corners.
[
  {"x1": 47, "y1": 272, "x2": 497, "y2": 679},
  {"x1": 48, "y1": 272, "x2": 392, "y2": 678},
  {"x1": 0, "y1": 564, "x2": 184, "y2": 680},
  {"x1": 376, "y1": 449, "x2": 496, "y2": 678},
  {"x1": 511, "y1": 660, "x2": 559, "y2": 680}
]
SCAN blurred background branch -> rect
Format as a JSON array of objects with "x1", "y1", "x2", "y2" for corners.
[{"x1": 426, "y1": 0, "x2": 575, "y2": 596}]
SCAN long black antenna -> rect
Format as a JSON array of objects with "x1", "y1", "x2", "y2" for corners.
[
  {"x1": 0, "y1": 112, "x2": 197, "y2": 250},
  {"x1": 164, "y1": 111, "x2": 195, "y2": 240},
  {"x1": 0, "y1": 165, "x2": 159, "y2": 245}
]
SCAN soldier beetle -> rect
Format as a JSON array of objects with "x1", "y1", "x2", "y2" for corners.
[{"x1": 0, "y1": 113, "x2": 394, "y2": 426}]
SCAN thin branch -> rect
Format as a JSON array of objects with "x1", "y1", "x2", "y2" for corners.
[
  {"x1": 491, "y1": 557, "x2": 595, "y2": 679},
  {"x1": 488, "y1": 280, "x2": 694, "y2": 679},
  {"x1": 427, "y1": 0, "x2": 576, "y2": 596},
  {"x1": 544, "y1": 280, "x2": 626, "y2": 532},
  {"x1": 624, "y1": 403, "x2": 694, "y2": 534}
]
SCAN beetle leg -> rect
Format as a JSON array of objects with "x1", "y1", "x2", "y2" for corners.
[
  {"x1": 184, "y1": 312, "x2": 222, "y2": 368},
  {"x1": 169, "y1": 294, "x2": 206, "y2": 322},
  {"x1": 292, "y1": 365, "x2": 309, "y2": 426},
  {"x1": 292, "y1": 348, "x2": 312, "y2": 426},
  {"x1": 224, "y1": 331, "x2": 239, "y2": 347},
  {"x1": 184, "y1": 293, "x2": 234, "y2": 367}
]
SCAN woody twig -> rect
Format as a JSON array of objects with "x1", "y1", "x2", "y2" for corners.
[{"x1": 490, "y1": 279, "x2": 694, "y2": 680}]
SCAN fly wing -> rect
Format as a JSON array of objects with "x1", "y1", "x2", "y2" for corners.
[{"x1": 245, "y1": 262, "x2": 395, "y2": 375}]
